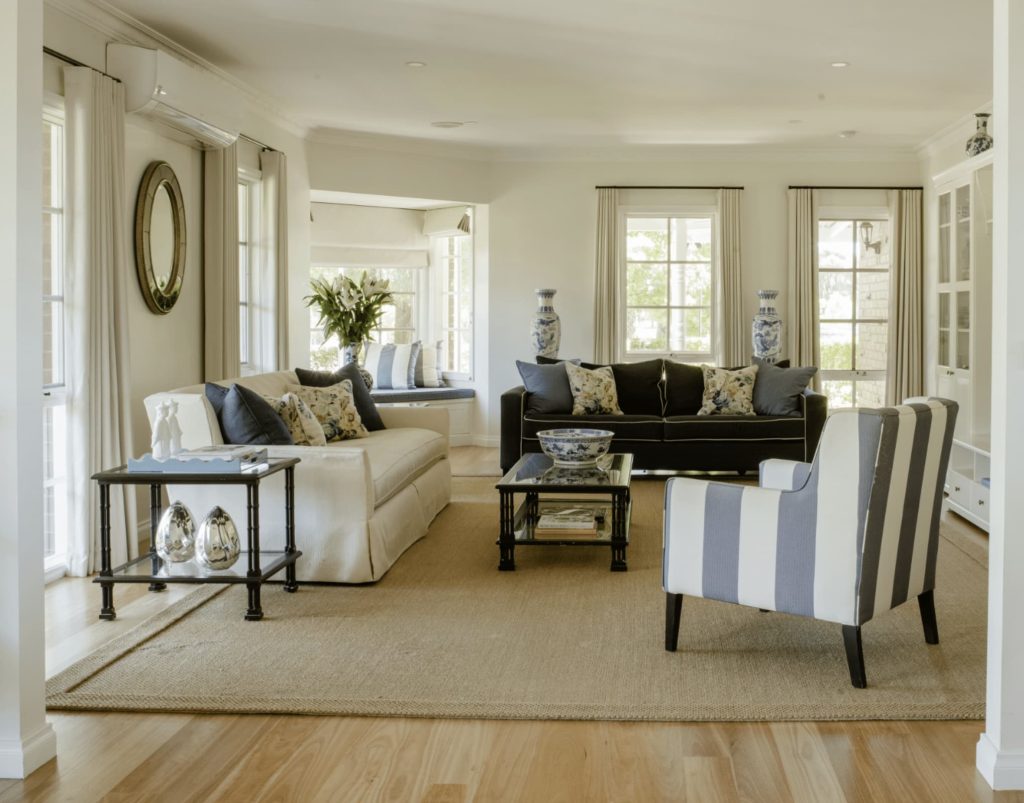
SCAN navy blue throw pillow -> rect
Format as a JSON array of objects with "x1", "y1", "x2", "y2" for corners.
[{"x1": 212, "y1": 383, "x2": 293, "y2": 445}]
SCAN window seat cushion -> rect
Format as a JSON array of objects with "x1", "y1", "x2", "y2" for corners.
[{"x1": 371, "y1": 387, "x2": 476, "y2": 404}]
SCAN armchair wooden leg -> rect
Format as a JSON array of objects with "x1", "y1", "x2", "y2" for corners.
[
  {"x1": 665, "y1": 593, "x2": 683, "y2": 652},
  {"x1": 918, "y1": 590, "x2": 940, "y2": 645},
  {"x1": 842, "y1": 625, "x2": 867, "y2": 689}
]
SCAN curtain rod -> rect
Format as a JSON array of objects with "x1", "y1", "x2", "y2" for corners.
[
  {"x1": 596, "y1": 185, "x2": 744, "y2": 190},
  {"x1": 43, "y1": 46, "x2": 122, "y2": 83},
  {"x1": 788, "y1": 185, "x2": 923, "y2": 190},
  {"x1": 239, "y1": 132, "x2": 280, "y2": 154}
]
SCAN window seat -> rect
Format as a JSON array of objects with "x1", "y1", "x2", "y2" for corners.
[{"x1": 370, "y1": 387, "x2": 476, "y2": 404}]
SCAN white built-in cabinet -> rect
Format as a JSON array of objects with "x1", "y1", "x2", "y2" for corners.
[{"x1": 932, "y1": 151, "x2": 993, "y2": 531}]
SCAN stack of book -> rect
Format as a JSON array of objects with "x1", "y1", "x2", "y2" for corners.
[{"x1": 533, "y1": 507, "x2": 599, "y2": 540}]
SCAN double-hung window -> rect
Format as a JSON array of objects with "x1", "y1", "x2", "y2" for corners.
[
  {"x1": 620, "y1": 212, "x2": 716, "y2": 362},
  {"x1": 238, "y1": 174, "x2": 261, "y2": 373},
  {"x1": 434, "y1": 233, "x2": 473, "y2": 377},
  {"x1": 816, "y1": 218, "x2": 890, "y2": 407},
  {"x1": 42, "y1": 104, "x2": 68, "y2": 577}
]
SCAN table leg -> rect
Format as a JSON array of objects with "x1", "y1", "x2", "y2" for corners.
[
  {"x1": 283, "y1": 466, "x2": 298, "y2": 593},
  {"x1": 148, "y1": 483, "x2": 166, "y2": 591},
  {"x1": 245, "y1": 482, "x2": 263, "y2": 620},
  {"x1": 498, "y1": 490, "x2": 516, "y2": 571},
  {"x1": 98, "y1": 482, "x2": 116, "y2": 620},
  {"x1": 610, "y1": 490, "x2": 629, "y2": 572}
]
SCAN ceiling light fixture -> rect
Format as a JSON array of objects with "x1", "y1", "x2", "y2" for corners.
[
  {"x1": 431, "y1": 121, "x2": 464, "y2": 128},
  {"x1": 839, "y1": 130, "x2": 857, "y2": 138},
  {"x1": 405, "y1": 61, "x2": 426, "y2": 68},
  {"x1": 831, "y1": 61, "x2": 850, "y2": 68}
]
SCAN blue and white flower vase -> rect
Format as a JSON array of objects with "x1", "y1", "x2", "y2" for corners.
[
  {"x1": 752, "y1": 290, "x2": 782, "y2": 364},
  {"x1": 530, "y1": 288, "x2": 561, "y2": 358},
  {"x1": 966, "y1": 113, "x2": 993, "y2": 157}
]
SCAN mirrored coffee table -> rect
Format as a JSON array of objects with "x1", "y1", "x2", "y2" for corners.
[{"x1": 495, "y1": 452, "x2": 633, "y2": 572}]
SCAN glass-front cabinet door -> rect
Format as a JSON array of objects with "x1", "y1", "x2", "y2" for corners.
[{"x1": 936, "y1": 183, "x2": 971, "y2": 375}]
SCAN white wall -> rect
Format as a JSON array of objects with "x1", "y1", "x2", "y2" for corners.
[
  {"x1": 310, "y1": 202, "x2": 427, "y2": 251},
  {"x1": 305, "y1": 140, "x2": 922, "y2": 436}
]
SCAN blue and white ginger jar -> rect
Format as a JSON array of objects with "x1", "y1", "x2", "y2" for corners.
[
  {"x1": 530, "y1": 288, "x2": 561, "y2": 358},
  {"x1": 752, "y1": 289, "x2": 782, "y2": 364}
]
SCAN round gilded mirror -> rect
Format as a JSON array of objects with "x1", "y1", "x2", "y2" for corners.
[{"x1": 134, "y1": 161, "x2": 186, "y2": 314}]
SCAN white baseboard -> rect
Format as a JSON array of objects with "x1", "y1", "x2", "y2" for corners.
[
  {"x1": 0, "y1": 724, "x2": 57, "y2": 779},
  {"x1": 450, "y1": 435, "x2": 500, "y2": 448},
  {"x1": 977, "y1": 733, "x2": 1024, "y2": 790}
]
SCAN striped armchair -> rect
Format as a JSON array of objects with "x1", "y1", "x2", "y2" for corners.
[{"x1": 662, "y1": 399, "x2": 958, "y2": 688}]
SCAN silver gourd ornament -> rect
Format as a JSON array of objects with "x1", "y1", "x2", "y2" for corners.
[
  {"x1": 195, "y1": 506, "x2": 241, "y2": 570},
  {"x1": 155, "y1": 501, "x2": 196, "y2": 563}
]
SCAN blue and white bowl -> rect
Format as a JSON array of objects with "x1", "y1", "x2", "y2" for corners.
[{"x1": 536, "y1": 428, "x2": 614, "y2": 467}]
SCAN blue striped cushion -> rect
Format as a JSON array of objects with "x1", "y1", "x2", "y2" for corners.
[{"x1": 363, "y1": 342, "x2": 420, "y2": 390}]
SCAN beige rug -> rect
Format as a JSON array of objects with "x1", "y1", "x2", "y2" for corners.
[{"x1": 47, "y1": 478, "x2": 987, "y2": 721}]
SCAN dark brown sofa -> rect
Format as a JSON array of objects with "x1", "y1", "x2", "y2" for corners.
[{"x1": 500, "y1": 359, "x2": 827, "y2": 473}]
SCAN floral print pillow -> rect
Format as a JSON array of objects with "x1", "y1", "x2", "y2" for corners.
[
  {"x1": 698, "y1": 365, "x2": 758, "y2": 416},
  {"x1": 564, "y1": 362, "x2": 623, "y2": 416},
  {"x1": 262, "y1": 392, "x2": 327, "y2": 446},
  {"x1": 287, "y1": 380, "x2": 368, "y2": 441}
]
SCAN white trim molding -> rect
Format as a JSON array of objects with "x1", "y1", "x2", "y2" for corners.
[
  {"x1": 977, "y1": 734, "x2": 1024, "y2": 790},
  {"x1": 0, "y1": 726, "x2": 58, "y2": 779}
]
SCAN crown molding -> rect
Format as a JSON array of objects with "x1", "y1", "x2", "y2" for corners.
[
  {"x1": 306, "y1": 127, "x2": 920, "y2": 165},
  {"x1": 917, "y1": 100, "x2": 993, "y2": 160},
  {"x1": 45, "y1": 0, "x2": 308, "y2": 140},
  {"x1": 306, "y1": 127, "x2": 498, "y2": 162}
]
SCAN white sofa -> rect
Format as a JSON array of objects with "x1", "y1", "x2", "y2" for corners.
[{"x1": 144, "y1": 370, "x2": 451, "y2": 583}]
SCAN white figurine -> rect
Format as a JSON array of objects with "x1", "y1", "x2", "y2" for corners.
[
  {"x1": 167, "y1": 399, "x2": 183, "y2": 456},
  {"x1": 151, "y1": 401, "x2": 171, "y2": 461}
]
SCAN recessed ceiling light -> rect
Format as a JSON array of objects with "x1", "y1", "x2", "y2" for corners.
[
  {"x1": 405, "y1": 61, "x2": 426, "y2": 68},
  {"x1": 788, "y1": 119, "x2": 803, "y2": 124},
  {"x1": 831, "y1": 61, "x2": 850, "y2": 68},
  {"x1": 839, "y1": 130, "x2": 857, "y2": 138},
  {"x1": 431, "y1": 121, "x2": 463, "y2": 128}
]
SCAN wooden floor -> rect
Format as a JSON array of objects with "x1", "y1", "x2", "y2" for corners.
[{"x1": 2, "y1": 448, "x2": 1018, "y2": 802}]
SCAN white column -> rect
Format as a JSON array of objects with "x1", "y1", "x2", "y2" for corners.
[
  {"x1": 0, "y1": 0, "x2": 58, "y2": 780},
  {"x1": 978, "y1": 0, "x2": 1024, "y2": 791}
]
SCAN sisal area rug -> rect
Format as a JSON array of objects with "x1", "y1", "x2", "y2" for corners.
[{"x1": 47, "y1": 478, "x2": 987, "y2": 721}]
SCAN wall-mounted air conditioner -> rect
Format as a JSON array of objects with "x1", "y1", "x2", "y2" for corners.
[{"x1": 106, "y1": 44, "x2": 242, "y2": 149}]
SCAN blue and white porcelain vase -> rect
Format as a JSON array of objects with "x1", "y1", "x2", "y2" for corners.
[
  {"x1": 530, "y1": 288, "x2": 561, "y2": 358},
  {"x1": 966, "y1": 113, "x2": 993, "y2": 157},
  {"x1": 752, "y1": 290, "x2": 782, "y2": 364}
]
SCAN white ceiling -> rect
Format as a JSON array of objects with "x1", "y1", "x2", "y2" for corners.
[{"x1": 104, "y1": 0, "x2": 992, "y2": 150}]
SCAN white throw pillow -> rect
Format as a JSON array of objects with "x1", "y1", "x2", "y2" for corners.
[
  {"x1": 415, "y1": 340, "x2": 445, "y2": 388},
  {"x1": 363, "y1": 342, "x2": 421, "y2": 390}
]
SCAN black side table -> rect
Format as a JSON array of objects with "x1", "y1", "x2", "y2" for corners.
[{"x1": 91, "y1": 457, "x2": 301, "y2": 621}]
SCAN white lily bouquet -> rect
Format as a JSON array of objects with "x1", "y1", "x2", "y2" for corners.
[{"x1": 305, "y1": 272, "x2": 394, "y2": 355}]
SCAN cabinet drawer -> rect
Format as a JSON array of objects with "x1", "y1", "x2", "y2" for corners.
[
  {"x1": 972, "y1": 483, "x2": 990, "y2": 521},
  {"x1": 947, "y1": 471, "x2": 971, "y2": 508}
]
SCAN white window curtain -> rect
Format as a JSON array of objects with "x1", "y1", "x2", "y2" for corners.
[
  {"x1": 203, "y1": 143, "x2": 240, "y2": 381},
  {"x1": 593, "y1": 187, "x2": 619, "y2": 363},
  {"x1": 63, "y1": 67, "x2": 137, "y2": 576},
  {"x1": 717, "y1": 188, "x2": 746, "y2": 365},
  {"x1": 886, "y1": 189, "x2": 924, "y2": 405},
  {"x1": 787, "y1": 188, "x2": 820, "y2": 381},
  {"x1": 260, "y1": 149, "x2": 288, "y2": 370}
]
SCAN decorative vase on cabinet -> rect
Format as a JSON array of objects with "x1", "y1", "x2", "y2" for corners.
[
  {"x1": 965, "y1": 113, "x2": 993, "y2": 158},
  {"x1": 752, "y1": 289, "x2": 782, "y2": 363},
  {"x1": 530, "y1": 288, "x2": 561, "y2": 358}
]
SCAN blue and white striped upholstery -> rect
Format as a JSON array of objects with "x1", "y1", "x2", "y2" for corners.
[{"x1": 663, "y1": 399, "x2": 958, "y2": 627}]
